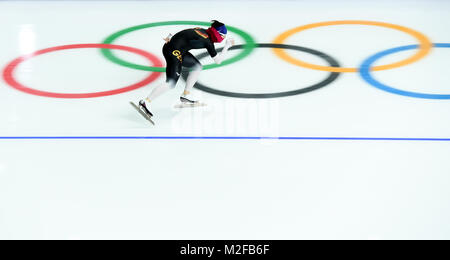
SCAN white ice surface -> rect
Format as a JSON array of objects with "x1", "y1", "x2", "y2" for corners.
[{"x1": 0, "y1": 0, "x2": 450, "y2": 239}]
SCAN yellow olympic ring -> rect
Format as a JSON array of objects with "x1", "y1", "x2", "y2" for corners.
[{"x1": 272, "y1": 20, "x2": 433, "y2": 72}]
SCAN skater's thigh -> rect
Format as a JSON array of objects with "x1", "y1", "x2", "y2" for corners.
[
  {"x1": 163, "y1": 44, "x2": 182, "y2": 84},
  {"x1": 164, "y1": 55, "x2": 182, "y2": 84}
]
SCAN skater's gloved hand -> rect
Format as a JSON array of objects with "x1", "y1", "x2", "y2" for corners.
[
  {"x1": 213, "y1": 37, "x2": 234, "y2": 65},
  {"x1": 225, "y1": 37, "x2": 235, "y2": 48}
]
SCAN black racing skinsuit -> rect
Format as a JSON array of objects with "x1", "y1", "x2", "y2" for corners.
[{"x1": 162, "y1": 28, "x2": 218, "y2": 84}]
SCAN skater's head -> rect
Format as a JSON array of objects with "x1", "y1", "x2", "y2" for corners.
[
  {"x1": 207, "y1": 20, "x2": 227, "y2": 43},
  {"x1": 211, "y1": 20, "x2": 227, "y2": 36}
]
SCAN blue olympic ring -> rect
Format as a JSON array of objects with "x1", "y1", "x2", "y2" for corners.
[{"x1": 359, "y1": 43, "x2": 450, "y2": 99}]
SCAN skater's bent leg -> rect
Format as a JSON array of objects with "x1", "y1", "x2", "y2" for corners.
[
  {"x1": 182, "y1": 52, "x2": 202, "y2": 95},
  {"x1": 146, "y1": 80, "x2": 175, "y2": 102},
  {"x1": 146, "y1": 60, "x2": 180, "y2": 103},
  {"x1": 137, "y1": 43, "x2": 182, "y2": 118},
  {"x1": 184, "y1": 65, "x2": 202, "y2": 95}
]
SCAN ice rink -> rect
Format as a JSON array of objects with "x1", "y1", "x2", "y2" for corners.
[{"x1": 1, "y1": 0, "x2": 450, "y2": 239}]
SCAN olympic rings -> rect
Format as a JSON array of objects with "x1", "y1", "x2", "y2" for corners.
[
  {"x1": 273, "y1": 20, "x2": 433, "y2": 73},
  {"x1": 181, "y1": 43, "x2": 341, "y2": 98},
  {"x1": 101, "y1": 21, "x2": 256, "y2": 72},
  {"x1": 1, "y1": 20, "x2": 445, "y2": 101},
  {"x1": 360, "y1": 43, "x2": 450, "y2": 99},
  {"x1": 2, "y1": 44, "x2": 163, "y2": 98}
]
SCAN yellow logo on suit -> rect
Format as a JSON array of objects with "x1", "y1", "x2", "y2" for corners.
[{"x1": 172, "y1": 50, "x2": 182, "y2": 62}]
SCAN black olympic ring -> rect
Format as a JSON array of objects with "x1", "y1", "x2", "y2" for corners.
[{"x1": 181, "y1": 43, "x2": 341, "y2": 98}]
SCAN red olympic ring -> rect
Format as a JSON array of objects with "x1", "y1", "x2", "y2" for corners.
[{"x1": 2, "y1": 44, "x2": 163, "y2": 98}]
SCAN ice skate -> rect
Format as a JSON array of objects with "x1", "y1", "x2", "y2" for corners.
[
  {"x1": 129, "y1": 100, "x2": 155, "y2": 125},
  {"x1": 175, "y1": 92, "x2": 207, "y2": 108}
]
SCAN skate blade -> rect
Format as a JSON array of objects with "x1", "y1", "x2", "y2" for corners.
[
  {"x1": 174, "y1": 102, "x2": 207, "y2": 109},
  {"x1": 129, "y1": 101, "x2": 155, "y2": 125}
]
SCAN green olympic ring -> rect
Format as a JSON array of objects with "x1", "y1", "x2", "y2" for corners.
[{"x1": 101, "y1": 21, "x2": 256, "y2": 72}]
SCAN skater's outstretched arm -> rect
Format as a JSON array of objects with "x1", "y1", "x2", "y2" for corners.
[{"x1": 212, "y1": 37, "x2": 235, "y2": 65}]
